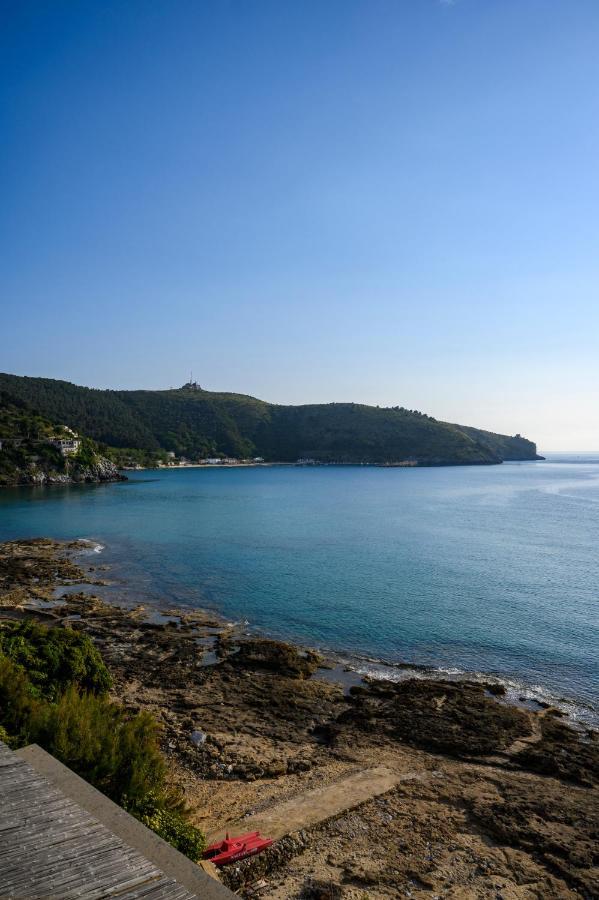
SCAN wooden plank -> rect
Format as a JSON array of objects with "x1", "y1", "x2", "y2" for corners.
[{"x1": 0, "y1": 740, "x2": 199, "y2": 899}]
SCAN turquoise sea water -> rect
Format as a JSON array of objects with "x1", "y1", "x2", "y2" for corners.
[{"x1": 1, "y1": 456, "x2": 598, "y2": 722}]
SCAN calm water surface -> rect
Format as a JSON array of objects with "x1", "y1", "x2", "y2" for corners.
[{"x1": 1, "y1": 456, "x2": 597, "y2": 721}]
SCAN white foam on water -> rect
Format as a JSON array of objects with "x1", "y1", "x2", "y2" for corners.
[
  {"x1": 76, "y1": 538, "x2": 105, "y2": 554},
  {"x1": 342, "y1": 658, "x2": 598, "y2": 728}
]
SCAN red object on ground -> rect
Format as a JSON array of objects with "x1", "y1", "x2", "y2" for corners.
[{"x1": 203, "y1": 831, "x2": 274, "y2": 867}]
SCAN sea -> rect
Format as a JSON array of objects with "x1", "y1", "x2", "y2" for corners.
[{"x1": 1, "y1": 454, "x2": 597, "y2": 724}]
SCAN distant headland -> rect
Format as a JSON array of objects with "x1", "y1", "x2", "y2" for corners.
[{"x1": 0, "y1": 373, "x2": 543, "y2": 473}]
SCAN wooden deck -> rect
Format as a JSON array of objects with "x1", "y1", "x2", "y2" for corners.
[{"x1": 0, "y1": 740, "x2": 230, "y2": 899}]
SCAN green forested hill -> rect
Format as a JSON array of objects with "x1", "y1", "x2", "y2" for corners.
[{"x1": 0, "y1": 374, "x2": 541, "y2": 465}]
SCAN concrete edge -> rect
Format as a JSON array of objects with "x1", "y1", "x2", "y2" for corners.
[
  {"x1": 16, "y1": 744, "x2": 234, "y2": 900},
  {"x1": 207, "y1": 765, "x2": 403, "y2": 843}
]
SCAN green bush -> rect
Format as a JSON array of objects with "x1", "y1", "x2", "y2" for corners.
[
  {"x1": 73, "y1": 437, "x2": 99, "y2": 468},
  {"x1": 0, "y1": 659, "x2": 162, "y2": 804},
  {"x1": 0, "y1": 654, "x2": 37, "y2": 742},
  {"x1": 126, "y1": 791, "x2": 206, "y2": 861},
  {"x1": 28, "y1": 686, "x2": 166, "y2": 806},
  {"x1": 0, "y1": 649, "x2": 206, "y2": 861},
  {"x1": 0, "y1": 621, "x2": 111, "y2": 699}
]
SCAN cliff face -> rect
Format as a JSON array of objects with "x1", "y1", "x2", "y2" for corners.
[
  {"x1": 0, "y1": 453, "x2": 125, "y2": 487},
  {"x1": 455, "y1": 426, "x2": 543, "y2": 461},
  {"x1": 8, "y1": 456, "x2": 126, "y2": 485}
]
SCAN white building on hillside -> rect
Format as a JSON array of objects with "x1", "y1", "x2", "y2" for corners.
[{"x1": 50, "y1": 438, "x2": 81, "y2": 456}]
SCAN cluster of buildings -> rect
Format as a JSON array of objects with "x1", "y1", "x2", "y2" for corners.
[
  {"x1": 203, "y1": 457, "x2": 256, "y2": 465},
  {"x1": 161, "y1": 455, "x2": 265, "y2": 467}
]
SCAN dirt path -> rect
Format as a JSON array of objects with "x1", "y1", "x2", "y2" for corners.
[{"x1": 207, "y1": 766, "x2": 426, "y2": 843}]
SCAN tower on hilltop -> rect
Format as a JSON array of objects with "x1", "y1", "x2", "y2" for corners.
[{"x1": 181, "y1": 371, "x2": 202, "y2": 391}]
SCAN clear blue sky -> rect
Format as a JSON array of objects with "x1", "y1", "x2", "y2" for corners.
[{"x1": 1, "y1": 1, "x2": 598, "y2": 449}]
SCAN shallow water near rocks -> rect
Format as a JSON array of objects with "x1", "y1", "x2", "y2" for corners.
[{"x1": 1, "y1": 455, "x2": 597, "y2": 723}]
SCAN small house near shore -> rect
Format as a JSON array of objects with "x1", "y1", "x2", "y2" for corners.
[{"x1": 49, "y1": 437, "x2": 81, "y2": 455}]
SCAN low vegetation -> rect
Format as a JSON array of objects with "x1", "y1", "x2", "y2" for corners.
[
  {"x1": 126, "y1": 790, "x2": 207, "y2": 861},
  {"x1": 0, "y1": 620, "x2": 205, "y2": 859},
  {"x1": 0, "y1": 620, "x2": 111, "y2": 698}
]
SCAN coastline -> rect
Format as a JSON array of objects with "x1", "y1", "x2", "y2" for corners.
[
  {"x1": 76, "y1": 537, "x2": 598, "y2": 730},
  {"x1": 121, "y1": 458, "x2": 543, "y2": 472},
  {"x1": 121, "y1": 462, "x2": 279, "y2": 471},
  {"x1": 0, "y1": 537, "x2": 597, "y2": 898}
]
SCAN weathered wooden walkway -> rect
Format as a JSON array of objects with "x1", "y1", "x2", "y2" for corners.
[{"x1": 0, "y1": 740, "x2": 231, "y2": 899}]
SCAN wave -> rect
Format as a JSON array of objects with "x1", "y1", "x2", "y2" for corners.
[
  {"x1": 76, "y1": 538, "x2": 105, "y2": 554},
  {"x1": 341, "y1": 656, "x2": 598, "y2": 728}
]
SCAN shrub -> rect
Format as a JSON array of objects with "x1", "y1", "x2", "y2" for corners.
[
  {"x1": 0, "y1": 655, "x2": 163, "y2": 806},
  {"x1": 22, "y1": 685, "x2": 165, "y2": 806},
  {"x1": 73, "y1": 438, "x2": 99, "y2": 468},
  {"x1": 126, "y1": 791, "x2": 206, "y2": 861},
  {"x1": 0, "y1": 654, "x2": 37, "y2": 743},
  {"x1": 0, "y1": 621, "x2": 111, "y2": 699},
  {"x1": 0, "y1": 626, "x2": 206, "y2": 862}
]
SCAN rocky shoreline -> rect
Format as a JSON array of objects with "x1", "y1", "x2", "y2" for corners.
[
  {"x1": 0, "y1": 538, "x2": 597, "y2": 898},
  {"x1": 0, "y1": 455, "x2": 126, "y2": 487}
]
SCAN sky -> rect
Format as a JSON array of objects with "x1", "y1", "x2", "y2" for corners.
[{"x1": 1, "y1": 1, "x2": 598, "y2": 450}]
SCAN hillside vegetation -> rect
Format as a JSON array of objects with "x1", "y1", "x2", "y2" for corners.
[
  {"x1": 0, "y1": 390, "x2": 123, "y2": 485},
  {"x1": 0, "y1": 374, "x2": 541, "y2": 466}
]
